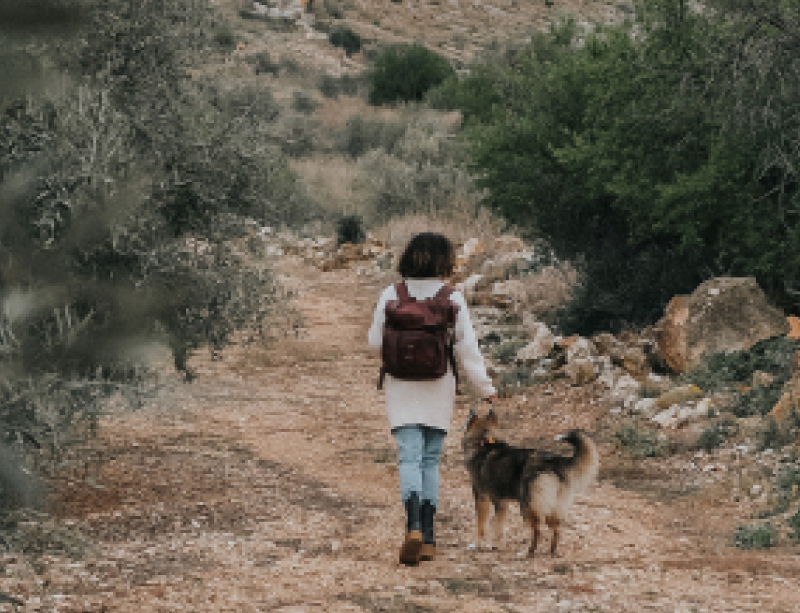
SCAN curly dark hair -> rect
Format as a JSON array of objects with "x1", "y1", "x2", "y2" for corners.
[{"x1": 398, "y1": 233, "x2": 456, "y2": 279}]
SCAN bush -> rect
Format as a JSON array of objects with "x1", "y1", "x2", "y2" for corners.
[
  {"x1": 732, "y1": 523, "x2": 777, "y2": 549},
  {"x1": 329, "y1": 26, "x2": 362, "y2": 56},
  {"x1": 757, "y1": 414, "x2": 800, "y2": 450},
  {"x1": 352, "y1": 112, "x2": 482, "y2": 224},
  {"x1": 213, "y1": 25, "x2": 236, "y2": 51},
  {"x1": 426, "y1": 66, "x2": 507, "y2": 125},
  {"x1": 444, "y1": 9, "x2": 800, "y2": 333},
  {"x1": 491, "y1": 339, "x2": 529, "y2": 364},
  {"x1": 277, "y1": 117, "x2": 316, "y2": 158},
  {"x1": 336, "y1": 115, "x2": 406, "y2": 158},
  {"x1": 682, "y1": 337, "x2": 800, "y2": 395},
  {"x1": 614, "y1": 424, "x2": 669, "y2": 459},
  {"x1": 788, "y1": 509, "x2": 800, "y2": 541},
  {"x1": 280, "y1": 55, "x2": 303, "y2": 75},
  {"x1": 336, "y1": 215, "x2": 366, "y2": 245},
  {"x1": 697, "y1": 419, "x2": 738, "y2": 451},
  {"x1": 369, "y1": 44, "x2": 455, "y2": 105},
  {"x1": 319, "y1": 73, "x2": 363, "y2": 99},
  {"x1": 292, "y1": 90, "x2": 319, "y2": 115},
  {"x1": 250, "y1": 51, "x2": 280, "y2": 75},
  {"x1": 497, "y1": 366, "x2": 536, "y2": 398}
]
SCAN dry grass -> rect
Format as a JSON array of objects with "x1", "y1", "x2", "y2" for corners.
[
  {"x1": 290, "y1": 153, "x2": 361, "y2": 216},
  {"x1": 373, "y1": 207, "x2": 507, "y2": 253},
  {"x1": 519, "y1": 261, "x2": 579, "y2": 317},
  {"x1": 313, "y1": 95, "x2": 400, "y2": 129}
]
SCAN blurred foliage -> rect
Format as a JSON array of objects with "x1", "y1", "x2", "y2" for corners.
[{"x1": 0, "y1": 0, "x2": 307, "y2": 513}]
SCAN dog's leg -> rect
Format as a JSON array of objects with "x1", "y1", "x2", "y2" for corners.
[
  {"x1": 525, "y1": 510, "x2": 540, "y2": 558},
  {"x1": 546, "y1": 515, "x2": 560, "y2": 556},
  {"x1": 491, "y1": 499, "x2": 508, "y2": 549},
  {"x1": 475, "y1": 495, "x2": 491, "y2": 545}
]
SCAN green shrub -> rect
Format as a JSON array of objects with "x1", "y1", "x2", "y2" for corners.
[
  {"x1": 731, "y1": 382, "x2": 788, "y2": 418},
  {"x1": 329, "y1": 26, "x2": 362, "y2": 56},
  {"x1": 775, "y1": 466, "x2": 800, "y2": 500},
  {"x1": 614, "y1": 424, "x2": 669, "y2": 459},
  {"x1": 787, "y1": 509, "x2": 800, "y2": 541},
  {"x1": 756, "y1": 413, "x2": 800, "y2": 450},
  {"x1": 491, "y1": 339, "x2": 529, "y2": 364},
  {"x1": 336, "y1": 215, "x2": 366, "y2": 245},
  {"x1": 497, "y1": 366, "x2": 535, "y2": 397},
  {"x1": 697, "y1": 419, "x2": 738, "y2": 451},
  {"x1": 732, "y1": 523, "x2": 777, "y2": 549},
  {"x1": 682, "y1": 338, "x2": 800, "y2": 395},
  {"x1": 369, "y1": 44, "x2": 455, "y2": 105},
  {"x1": 426, "y1": 66, "x2": 507, "y2": 125}
]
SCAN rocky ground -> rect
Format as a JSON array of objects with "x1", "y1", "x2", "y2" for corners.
[{"x1": 2, "y1": 251, "x2": 799, "y2": 613}]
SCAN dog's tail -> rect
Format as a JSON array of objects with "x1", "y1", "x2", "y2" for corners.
[{"x1": 555, "y1": 429, "x2": 600, "y2": 492}]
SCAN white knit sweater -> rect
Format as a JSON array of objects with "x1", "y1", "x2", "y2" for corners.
[{"x1": 368, "y1": 279, "x2": 496, "y2": 432}]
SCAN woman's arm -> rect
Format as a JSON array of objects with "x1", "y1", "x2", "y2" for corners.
[{"x1": 450, "y1": 290, "x2": 496, "y2": 398}]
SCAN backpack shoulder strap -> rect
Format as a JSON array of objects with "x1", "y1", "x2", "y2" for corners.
[
  {"x1": 434, "y1": 284, "x2": 455, "y2": 301},
  {"x1": 394, "y1": 281, "x2": 411, "y2": 303}
]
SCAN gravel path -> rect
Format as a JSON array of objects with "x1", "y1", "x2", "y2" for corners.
[{"x1": 6, "y1": 257, "x2": 798, "y2": 612}]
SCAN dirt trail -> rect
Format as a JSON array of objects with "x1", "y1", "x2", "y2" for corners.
[{"x1": 32, "y1": 258, "x2": 800, "y2": 612}]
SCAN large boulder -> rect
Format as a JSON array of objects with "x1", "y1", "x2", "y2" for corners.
[{"x1": 654, "y1": 277, "x2": 790, "y2": 373}]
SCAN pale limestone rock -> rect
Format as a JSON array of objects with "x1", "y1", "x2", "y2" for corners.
[{"x1": 515, "y1": 322, "x2": 555, "y2": 363}]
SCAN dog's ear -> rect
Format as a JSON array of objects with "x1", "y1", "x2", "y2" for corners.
[{"x1": 488, "y1": 408, "x2": 498, "y2": 425}]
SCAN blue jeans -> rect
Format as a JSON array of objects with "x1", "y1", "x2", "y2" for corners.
[{"x1": 392, "y1": 425, "x2": 446, "y2": 507}]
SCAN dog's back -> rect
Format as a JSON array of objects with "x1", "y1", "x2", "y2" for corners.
[{"x1": 467, "y1": 441, "x2": 544, "y2": 502}]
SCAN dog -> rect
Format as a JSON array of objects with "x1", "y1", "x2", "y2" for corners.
[{"x1": 462, "y1": 409, "x2": 599, "y2": 557}]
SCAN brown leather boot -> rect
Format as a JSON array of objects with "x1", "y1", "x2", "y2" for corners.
[
  {"x1": 419, "y1": 500, "x2": 436, "y2": 561},
  {"x1": 399, "y1": 493, "x2": 423, "y2": 566}
]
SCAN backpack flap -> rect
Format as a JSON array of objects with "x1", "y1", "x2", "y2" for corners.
[{"x1": 378, "y1": 282, "x2": 459, "y2": 389}]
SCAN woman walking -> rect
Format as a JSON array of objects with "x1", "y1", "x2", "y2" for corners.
[{"x1": 368, "y1": 232, "x2": 496, "y2": 565}]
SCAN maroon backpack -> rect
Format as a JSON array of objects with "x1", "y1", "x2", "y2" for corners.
[{"x1": 378, "y1": 282, "x2": 459, "y2": 389}]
